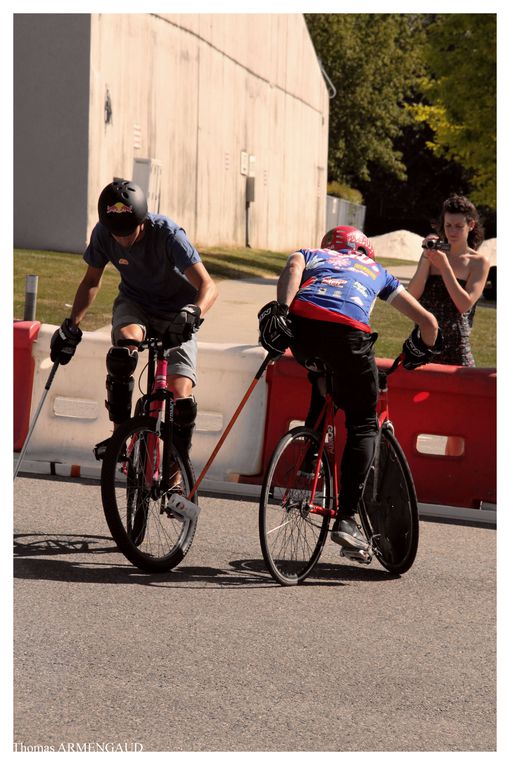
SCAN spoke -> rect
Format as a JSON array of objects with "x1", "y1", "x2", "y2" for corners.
[
  {"x1": 266, "y1": 517, "x2": 293, "y2": 535},
  {"x1": 260, "y1": 430, "x2": 332, "y2": 583},
  {"x1": 112, "y1": 427, "x2": 192, "y2": 560}
]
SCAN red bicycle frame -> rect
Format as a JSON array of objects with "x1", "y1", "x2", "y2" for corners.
[
  {"x1": 122, "y1": 343, "x2": 172, "y2": 489},
  {"x1": 297, "y1": 358, "x2": 401, "y2": 519},
  {"x1": 144, "y1": 354, "x2": 169, "y2": 485}
]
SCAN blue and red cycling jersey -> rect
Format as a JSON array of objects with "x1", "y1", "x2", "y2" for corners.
[{"x1": 290, "y1": 247, "x2": 404, "y2": 332}]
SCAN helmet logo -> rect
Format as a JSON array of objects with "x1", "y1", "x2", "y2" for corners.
[{"x1": 106, "y1": 202, "x2": 134, "y2": 214}]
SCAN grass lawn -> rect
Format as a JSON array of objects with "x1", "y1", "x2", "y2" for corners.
[{"x1": 13, "y1": 247, "x2": 496, "y2": 367}]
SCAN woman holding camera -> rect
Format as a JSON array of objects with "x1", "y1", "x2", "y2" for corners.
[{"x1": 407, "y1": 194, "x2": 489, "y2": 367}]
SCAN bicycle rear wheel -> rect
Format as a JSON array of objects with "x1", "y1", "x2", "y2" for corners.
[
  {"x1": 259, "y1": 427, "x2": 332, "y2": 585},
  {"x1": 358, "y1": 424, "x2": 419, "y2": 574},
  {"x1": 101, "y1": 415, "x2": 198, "y2": 573}
]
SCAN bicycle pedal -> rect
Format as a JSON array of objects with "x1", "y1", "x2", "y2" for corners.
[
  {"x1": 339, "y1": 547, "x2": 372, "y2": 565},
  {"x1": 164, "y1": 493, "x2": 201, "y2": 522}
]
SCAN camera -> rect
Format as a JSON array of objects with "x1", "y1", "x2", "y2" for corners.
[{"x1": 424, "y1": 239, "x2": 451, "y2": 252}]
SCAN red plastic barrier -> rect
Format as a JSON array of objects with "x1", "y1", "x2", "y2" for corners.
[
  {"x1": 13, "y1": 321, "x2": 41, "y2": 450},
  {"x1": 241, "y1": 352, "x2": 496, "y2": 509}
]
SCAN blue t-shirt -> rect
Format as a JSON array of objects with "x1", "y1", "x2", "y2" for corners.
[
  {"x1": 83, "y1": 213, "x2": 201, "y2": 314},
  {"x1": 290, "y1": 247, "x2": 403, "y2": 332}
]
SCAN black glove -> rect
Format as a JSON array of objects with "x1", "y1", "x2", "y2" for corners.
[
  {"x1": 164, "y1": 305, "x2": 202, "y2": 348},
  {"x1": 50, "y1": 318, "x2": 83, "y2": 365},
  {"x1": 258, "y1": 301, "x2": 293, "y2": 357},
  {"x1": 402, "y1": 327, "x2": 443, "y2": 370}
]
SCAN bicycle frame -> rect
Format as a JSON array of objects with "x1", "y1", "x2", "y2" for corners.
[
  {"x1": 304, "y1": 385, "x2": 337, "y2": 519},
  {"x1": 123, "y1": 340, "x2": 175, "y2": 493},
  {"x1": 300, "y1": 359, "x2": 400, "y2": 519}
]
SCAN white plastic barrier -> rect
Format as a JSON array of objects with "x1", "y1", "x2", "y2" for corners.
[
  {"x1": 192, "y1": 343, "x2": 268, "y2": 482},
  {"x1": 22, "y1": 325, "x2": 268, "y2": 484}
]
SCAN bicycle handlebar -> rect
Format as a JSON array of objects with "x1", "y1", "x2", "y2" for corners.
[
  {"x1": 138, "y1": 337, "x2": 165, "y2": 352},
  {"x1": 117, "y1": 336, "x2": 181, "y2": 354}
]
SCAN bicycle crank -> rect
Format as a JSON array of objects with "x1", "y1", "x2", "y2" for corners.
[{"x1": 339, "y1": 547, "x2": 372, "y2": 565}]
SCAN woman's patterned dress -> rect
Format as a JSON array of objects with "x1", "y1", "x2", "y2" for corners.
[{"x1": 418, "y1": 275, "x2": 476, "y2": 366}]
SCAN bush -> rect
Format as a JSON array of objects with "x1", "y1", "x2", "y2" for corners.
[{"x1": 327, "y1": 182, "x2": 364, "y2": 205}]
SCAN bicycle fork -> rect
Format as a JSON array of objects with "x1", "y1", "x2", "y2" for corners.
[{"x1": 139, "y1": 368, "x2": 200, "y2": 525}]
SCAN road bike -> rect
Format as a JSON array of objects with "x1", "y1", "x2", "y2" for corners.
[
  {"x1": 259, "y1": 356, "x2": 419, "y2": 585},
  {"x1": 100, "y1": 337, "x2": 200, "y2": 573}
]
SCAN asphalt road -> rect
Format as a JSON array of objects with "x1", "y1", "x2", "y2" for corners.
[{"x1": 13, "y1": 474, "x2": 496, "y2": 753}]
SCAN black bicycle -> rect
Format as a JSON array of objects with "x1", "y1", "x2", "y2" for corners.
[
  {"x1": 100, "y1": 337, "x2": 200, "y2": 573},
  {"x1": 259, "y1": 356, "x2": 419, "y2": 585}
]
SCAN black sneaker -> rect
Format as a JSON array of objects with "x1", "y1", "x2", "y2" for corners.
[{"x1": 331, "y1": 517, "x2": 369, "y2": 551}]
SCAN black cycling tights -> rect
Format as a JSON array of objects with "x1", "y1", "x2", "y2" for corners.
[{"x1": 290, "y1": 316, "x2": 379, "y2": 516}]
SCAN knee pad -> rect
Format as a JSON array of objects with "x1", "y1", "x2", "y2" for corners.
[
  {"x1": 174, "y1": 396, "x2": 197, "y2": 427},
  {"x1": 172, "y1": 396, "x2": 197, "y2": 455},
  {"x1": 106, "y1": 345, "x2": 139, "y2": 377},
  {"x1": 105, "y1": 346, "x2": 139, "y2": 424}
]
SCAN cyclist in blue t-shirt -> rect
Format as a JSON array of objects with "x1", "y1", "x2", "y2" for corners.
[
  {"x1": 50, "y1": 179, "x2": 218, "y2": 468},
  {"x1": 258, "y1": 225, "x2": 442, "y2": 553}
]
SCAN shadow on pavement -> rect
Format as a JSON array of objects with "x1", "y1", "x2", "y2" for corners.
[{"x1": 14, "y1": 532, "x2": 399, "y2": 589}]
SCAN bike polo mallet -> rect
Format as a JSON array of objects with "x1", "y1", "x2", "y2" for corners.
[
  {"x1": 13, "y1": 360, "x2": 60, "y2": 480},
  {"x1": 187, "y1": 352, "x2": 274, "y2": 501}
]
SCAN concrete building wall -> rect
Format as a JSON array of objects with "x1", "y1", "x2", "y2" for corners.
[
  {"x1": 16, "y1": 13, "x2": 329, "y2": 254},
  {"x1": 14, "y1": 14, "x2": 91, "y2": 252}
]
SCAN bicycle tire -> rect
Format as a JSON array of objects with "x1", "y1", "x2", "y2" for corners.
[
  {"x1": 358, "y1": 425, "x2": 419, "y2": 575},
  {"x1": 101, "y1": 415, "x2": 198, "y2": 573},
  {"x1": 259, "y1": 427, "x2": 332, "y2": 585}
]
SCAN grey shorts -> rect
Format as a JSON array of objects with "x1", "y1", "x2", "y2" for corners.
[{"x1": 111, "y1": 293, "x2": 198, "y2": 386}]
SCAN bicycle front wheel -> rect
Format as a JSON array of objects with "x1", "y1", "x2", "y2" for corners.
[
  {"x1": 358, "y1": 425, "x2": 419, "y2": 575},
  {"x1": 101, "y1": 415, "x2": 198, "y2": 573},
  {"x1": 259, "y1": 427, "x2": 332, "y2": 585}
]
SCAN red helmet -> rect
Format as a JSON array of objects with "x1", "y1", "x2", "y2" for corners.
[{"x1": 321, "y1": 225, "x2": 376, "y2": 260}]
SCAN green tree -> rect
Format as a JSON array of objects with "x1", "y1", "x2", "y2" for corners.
[
  {"x1": 410, "y1": 14, "x2": 496, "y2": 207},
  {"x1": 358, "y1": 121, "x2": 474, "y2": 236},
  {"x1": 305, "y1": 14, "x2": 427, "y2": 185}
]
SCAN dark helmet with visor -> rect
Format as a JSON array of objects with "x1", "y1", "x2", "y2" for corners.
[{"x1": 98, "y1": 179, "x2": 148, "y2": 236}]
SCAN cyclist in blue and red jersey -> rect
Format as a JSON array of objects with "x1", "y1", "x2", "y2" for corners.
[{"x1": 258, "y1": 225, "x2": 442, "y2": 553}]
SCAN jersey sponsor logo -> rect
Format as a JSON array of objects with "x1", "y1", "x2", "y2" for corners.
[
  {"x1": 350, "y1": 295, "x2": 364, "y2": 306},
  {"x1": 353, "y1": 263, "x2": 378, "y2": 280},
  {"x1": 322, "y1": 277, "x2": 347, "y2": 287},
  {"x1": 305, "y1": 249, "x2": 379, "y2": 275},
  {"x1": 305, "y1": 252, "x2": 352, "y2": 271},
  {"x1": 352, "y1": 251, "x2": 378, "y2": 271},
  {"x1": 353, "y1": 281, "x2": 368, "y2": 296},
  {"x1": 304, "y1": 254, "x2": 327, "y2": 270},
  {"x1": 106, "y1": 202, "x2": 134, "y2": 214}
]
